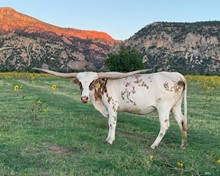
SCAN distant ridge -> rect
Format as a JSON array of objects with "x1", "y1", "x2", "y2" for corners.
[
  {"x1": 0, "y1": 7, "x2": 118, "y2": 46},
  {"x1": 0, "y1": 7, "x2": 121, "y2": 71},
  {"x1": 118, "y1": 21, "x2": 220, "y2": 74}
]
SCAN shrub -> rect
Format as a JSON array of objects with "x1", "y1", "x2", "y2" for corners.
[{"x1": 105, "y1": 45, "x2": 144, "y2": 72}]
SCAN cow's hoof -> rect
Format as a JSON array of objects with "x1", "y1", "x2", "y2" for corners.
[
  {"x1": 150, "y1": 145, "x2": 157, "y2": 150},
  {"x1": 180, "y1": 143, "x2": 188, "y2": 149},
  {"x1": 105, "y1": 138, "x2": 114, "y2": 144}
]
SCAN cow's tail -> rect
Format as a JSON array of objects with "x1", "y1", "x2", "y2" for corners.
[{"x1": 183, "y1": 76, "x2": 188, "y2": 130}]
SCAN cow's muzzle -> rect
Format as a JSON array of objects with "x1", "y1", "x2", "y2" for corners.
[{"x1": 81, "y1": 96, "x2": 89, "y2": 103}]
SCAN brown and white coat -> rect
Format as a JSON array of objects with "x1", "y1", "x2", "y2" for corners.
[{"x1": 33, "y1": 68, "x2": 187, "y2": 149}]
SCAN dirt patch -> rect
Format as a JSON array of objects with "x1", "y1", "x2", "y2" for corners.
[
  {"x1": 118, "y1": 130, "x2": 172, "y2": 148},
  {"x1": 42, "y1": 142, "x2": 71, "y2": 155}
]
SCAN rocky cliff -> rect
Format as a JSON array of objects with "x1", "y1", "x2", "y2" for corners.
[
  {"x1": 1, "y1": 8, "x2": 220, "y2": 74},
  {"x1": 0, "y1": 7, "x2": 120, "y2": 71},
  {"x1": 121, "y1": 21, "x2": 220, "y2": 74}
]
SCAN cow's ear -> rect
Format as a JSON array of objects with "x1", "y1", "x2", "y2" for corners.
[{"x1": 72, "y1": 78, "x2": 79, "y2": 84}]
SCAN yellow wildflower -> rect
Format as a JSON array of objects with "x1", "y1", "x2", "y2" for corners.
[
  {"x1": 177, "y1": 162, "x2": 183, "y2": 167},
  {"x1": 36, "y1": 100, "x2": 42, "y2": 105},
  {"x1": 13, "y1": 85, "x2": 19, "y2": 91},
  {"x1": 217, "y1": 158, "x2": 220, "y2": 164},
  {"x1": 149, "y1": 155, "x2": 154, "y2": 161},
  {"x1": 51, "y1": 84, "x2": 57, "y2": 90},
  {"x1": 43, "y1": 108, "x2": 48, "y2": 112}
]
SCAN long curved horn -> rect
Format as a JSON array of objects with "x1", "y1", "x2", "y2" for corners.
[
  {"x1": 97, "y1": 69, "x2": 151, "y2": 79},
  {"x1": 33, "y1": 68, "x2": 77, "y2": 78}
]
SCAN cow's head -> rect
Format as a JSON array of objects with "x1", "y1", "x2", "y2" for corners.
[{"x1": 33, "y1": 68, "x2": 149, "y2": 103}]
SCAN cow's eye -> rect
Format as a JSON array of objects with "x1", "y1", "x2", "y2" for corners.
[
  {"x1": 89, "y1": 80, "x2": 95, "y2": 90},
  {"x1": 79, "y1": 82, "x2": 83, "y2": 92}
]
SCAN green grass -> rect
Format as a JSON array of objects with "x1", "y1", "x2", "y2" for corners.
[{"x1": 0, "y1": 74, "x2": 220, "y2": 175}]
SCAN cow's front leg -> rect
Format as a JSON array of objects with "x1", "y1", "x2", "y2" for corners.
[{"x1": 105, "y1": 105, "x2": 118, "y2": 144}]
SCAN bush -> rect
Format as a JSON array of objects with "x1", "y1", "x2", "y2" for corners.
[{"x1": 105, "y1": 45, "x2": 144, "y2": 72}]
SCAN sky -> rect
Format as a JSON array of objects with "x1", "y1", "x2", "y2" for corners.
[{"x1": 1, "y1": 0, "x2": 220, "y2": 40}]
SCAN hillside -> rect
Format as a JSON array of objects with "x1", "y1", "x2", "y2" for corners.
[
  {"x1": 0, "y1": 7, "x2": 120, "y2": 71},
  {"x1": 1, "y1": 8, "x2": 220, "y2": 74},
  {"x1": 120, "y1": 21, "x2": 220, "y2": 74}
]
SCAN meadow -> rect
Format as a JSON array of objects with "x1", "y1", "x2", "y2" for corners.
[{"x1": 0, "y1": 72, "x2": 219, "y2": 176}]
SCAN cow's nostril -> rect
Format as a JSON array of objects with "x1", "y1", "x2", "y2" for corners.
[{"x1": 81, "y1": 96, "x2": 89, "y2": 103}]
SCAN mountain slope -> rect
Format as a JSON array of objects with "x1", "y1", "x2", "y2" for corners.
[
  {"x1": 121, "y1": 21, "x2": 220, "y2": 74},
  {"x1": 0, "y1": 7, "x2": 120, "y2": 71}
]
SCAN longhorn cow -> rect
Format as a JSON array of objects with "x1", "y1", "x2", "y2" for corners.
[{"x1": 33, "y1": 68, "x2": 187, "y2": 149}]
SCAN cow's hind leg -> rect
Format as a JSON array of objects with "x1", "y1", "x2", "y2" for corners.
[
  {"x1": 151, "y1": 107, "x2": 171, "y2": 149},
  {"x1": 172, "y1": 100, "x2": 187, "y2": 148}
]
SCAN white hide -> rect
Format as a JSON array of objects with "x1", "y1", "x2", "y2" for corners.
[
  {"x1": 89, "y1": 72, "x2": 187, "y2": 149},
  {"x1": 33, "y1": 68, "x2": 187, "y2": 149}
]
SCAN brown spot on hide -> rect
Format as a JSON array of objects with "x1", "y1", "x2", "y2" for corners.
[
  {"x1": 174, "y1": 81, "x2": 185, "y2": 93},
  {"x1": 125, "y1": 82, "x2": 131, "y2": 87},
  {"x1": 141, "y1": 82, "x2": 149, "y2": 89},
  {"x1": 134, "y1": 75, "x2": 143, "y2": 84},
  {"x1": 106, "y1": 93, "x2": 112, "y2": 103},
  {"x1": 89, "y1": 80, "x2": 95, "y2": 90},
  {"x1": 121, "y1": 89, "x2": 136, "y2": 106},
  {"x1": 94, "y1": 78, "x2": 108, "y2": 101},
  {"x1": 112, "y1": 103, "x2": 117, "y2": 112},
  {"x1": 164, "y1": 82, "x2": 169, "y2": 91},
  {"x1": 156, "y1": 97, "x2": 161, "y2": 103},
  {"x1": 121, "y1": 91, "x2": 126, "y2": 100},
  {"x1": 178, "y1": 81, "x2": 185, "y2": 90},
  {"x1": 132, "y1": 86, "x2": 136, "y2": 94}
]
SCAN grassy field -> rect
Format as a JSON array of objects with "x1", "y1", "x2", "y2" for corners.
[{"x1": 0, "y1": 72, "x2": 219, "y2": 176}]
